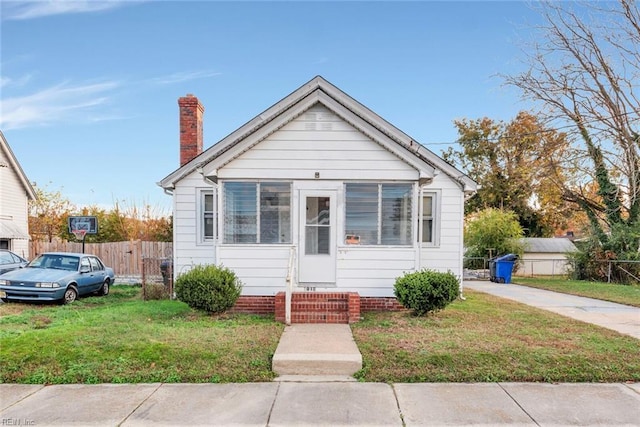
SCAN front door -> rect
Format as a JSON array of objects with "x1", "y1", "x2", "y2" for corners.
[{"x1": 298, "y1": 190, "x2": 336, "y2": 284}]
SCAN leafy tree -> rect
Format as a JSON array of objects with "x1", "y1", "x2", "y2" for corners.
[
  {"x1": 69, "y1": 202, "x2": 172, "y2": 243},
  {"x1": 503, "y1": 1, "x2": 640, "y2": 280},
  {"x1": 28, "y1": 183, "x2": 75, "y2": 242},
  {"x1": 444, "y1": 112, "x2": 576, "y2": 236},
  {"x1": 464, "y1": 208, "x2": 524, "y2": 262}
]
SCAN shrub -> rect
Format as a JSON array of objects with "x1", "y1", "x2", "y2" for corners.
[
  {"x1": 394, "y1": 269, "x2": 460, "y2": 316},
  {"x1": 175, "y1": 264, "x2": 242, "y2": 313}
]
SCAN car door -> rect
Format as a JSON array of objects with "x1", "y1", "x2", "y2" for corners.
[
  {"x1": 75, "y1": 257, "x2": 96, "y2": 295},
  {"x1": 87, "y1": 256, "x2": 107, "y2": 293}
]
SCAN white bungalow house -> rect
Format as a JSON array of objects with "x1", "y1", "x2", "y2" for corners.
[
  {"x1": 0, "y1": 131, "x2": 36, "y2": 258},
  {"x1": 159, "y1": 76, "x2": 476, "y2": 322}
]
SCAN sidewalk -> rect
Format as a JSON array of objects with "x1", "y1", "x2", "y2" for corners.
[
  {"x1": 2, "y1": 382, "x2": 639, "y2": 426},
  {"x1": 463, "y1": 280, "x2": 640, "y2": 339}
]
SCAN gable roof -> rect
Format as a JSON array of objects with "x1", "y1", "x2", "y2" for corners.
[
  {"x1": 158, "y1": 76, "x2": 476, "y2": 193},
  {"x1": 0, "y1": 131, "x2": 36, "y2": 201},
  {"x1": 521, "y1": 238, "x2": 577, "y2": 253}
]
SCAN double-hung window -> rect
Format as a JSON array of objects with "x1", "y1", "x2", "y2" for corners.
[
  {"x1": 419, "y1": 192, "x2": 438, "y2": 245},
  {"x1": 223, "y1": 182, "x2": 291, "y2": 244},
  {"x1": 345, "y1": 183, "x2": 412, "y2": 245},
  {"x1": 199, "y1": 190, "x2": 215, "y2": 243}
]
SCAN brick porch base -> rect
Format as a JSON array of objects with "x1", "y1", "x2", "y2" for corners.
[{"x1": 229, "y1": 293, "x2": 404, "y2": 323}]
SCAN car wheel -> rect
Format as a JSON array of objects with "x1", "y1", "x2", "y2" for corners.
[
  {"x1": 63, "y1": 286, "x2": 78, "y2": 304},
  {"x1": 97, "y1": 280, "x2": 110, "y2": 296}
]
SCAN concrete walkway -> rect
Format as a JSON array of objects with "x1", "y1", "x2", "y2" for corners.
[
  {"x1": 272, "y1": 324, "x2": 362, "y2": 377},
  {"x1": 2, "y1": 382, "x2": 639, "y2": 426},
  {"x1": 464, "y1": 280, "x2": 640, "y2": 339}
]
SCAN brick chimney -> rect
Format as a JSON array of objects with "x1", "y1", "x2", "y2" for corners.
[{"x1": 178, "y1": 94, "x2": 205, "y2": 166}]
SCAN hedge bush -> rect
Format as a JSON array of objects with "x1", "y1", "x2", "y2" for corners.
[
  {"x1": 393, "y1": 269, "x2": 460, "y2": 316},
  {"x1": 175, "y1": 264, "x2": 242, "y2": 313}
]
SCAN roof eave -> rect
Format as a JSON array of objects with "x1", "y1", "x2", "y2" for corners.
[{"x1": 158, "y1": 75, "x2": 478, "y2": 194}]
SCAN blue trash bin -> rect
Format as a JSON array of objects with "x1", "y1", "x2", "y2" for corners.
[{"x1": 494, "y1": 254, "x2": 518, "y2": 284}]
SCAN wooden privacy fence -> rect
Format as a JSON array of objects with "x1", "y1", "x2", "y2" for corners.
[{"x1": 30, "y1": 240, "x2": 172, "y2": 282}]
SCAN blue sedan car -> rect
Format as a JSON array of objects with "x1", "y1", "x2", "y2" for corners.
[
  {"x1": 0, "y1": 252, "x2": 115, "y2": 304},
  {"x1": 0, "y1": 250, "x2": 28, "y2": 275}
]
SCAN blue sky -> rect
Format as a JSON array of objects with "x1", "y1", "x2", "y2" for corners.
[{"x1": 1, "y1": 1, "x2": 543, "y2": 214}]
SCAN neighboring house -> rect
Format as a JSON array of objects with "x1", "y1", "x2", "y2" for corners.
[
  {"x1": 0, "y1": 131, "x2": 36, "y2": 258},
  {"x1": 159, "y1": 76, "x2": 476, "y2": 322},
  {"x1": 517, "y1": 237, "x2": 577, "y2": 277}
]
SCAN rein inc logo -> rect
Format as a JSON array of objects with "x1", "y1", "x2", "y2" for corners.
[{"x1": 1, "y1": 419, "x2": 35, "y2": 426}]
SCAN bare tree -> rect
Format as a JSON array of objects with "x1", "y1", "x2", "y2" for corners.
[{"x1": 504, "y1": 0, "x2": 640, "y2": 259}]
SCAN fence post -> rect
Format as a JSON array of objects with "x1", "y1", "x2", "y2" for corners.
[{"x1": 607, "y1": 261, "x2": 612, "y2": 283}]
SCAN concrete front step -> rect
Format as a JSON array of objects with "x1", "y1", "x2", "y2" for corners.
[{"x1": 272, "y1": 324, "x2": 363, "y2": 377}]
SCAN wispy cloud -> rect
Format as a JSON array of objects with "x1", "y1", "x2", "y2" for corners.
[
  {"x1": 1, "y1": 1, "x2": 138, "y2": 21},
  {"x1": 0, "y1": 68, "x2": 219, "y2": 129},
  {"x1": 0, "y1": 80, "x2": 120, "y2": 130},
  {"x1": 149, "y1": 70, "x2": 222, "y2": 85},
  {"x1": 0, "y1": 73, "x2": 33, "y2": 89}
]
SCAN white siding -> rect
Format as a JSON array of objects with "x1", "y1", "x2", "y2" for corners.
[
  {"x1": 217, "y1": 246, "x2": 291, "y2": 295},
  {"x1": 0, "y1": 146, "x2": 30, "y2": 257},
  {"x1": 219, "y1": 104, "x2": 418, "y2": 181},
  {"x1": 171, "y1": 105, "x2": 467, "y2": 297},
  {"x1": 335, "y1": 247, "x2": 416, "y2": 297},
  {"x1": 172, "y1": 172, "x2": 217, "y2": 277},
  {"x1": 419, "y1": 173, "x2": 465, "y2": 279}
]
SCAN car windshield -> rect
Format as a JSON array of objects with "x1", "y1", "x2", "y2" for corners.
[{"x1": 28, "y1": 254, "x2": 79, "y2": 271}]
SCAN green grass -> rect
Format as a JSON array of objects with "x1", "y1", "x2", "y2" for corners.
[
  {"x1": 2, "y1": 285, "x2": 639, "y2": 384},
  {"x1": 352, "y1": 290, "x2": 640, "y2": 383},
  {"x1": 512, "y1": 277, "x2": 640, "y2": 307},
  {"x1": 0, "y1": 286, "x2": 284, "y2": 384}
]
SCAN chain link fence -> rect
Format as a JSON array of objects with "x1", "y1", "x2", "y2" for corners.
[
  {"x1": 141, "y1": 257, "x2": 173, "y2": 300},
  {"x1": 464, "y1": 257, "x2": 571, "y2": 280},
  {"x1": 464, "y1": 256, "x2": 640, "y2": 284}
]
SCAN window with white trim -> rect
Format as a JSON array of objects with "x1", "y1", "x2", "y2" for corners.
[
  {"x1": 223, "y1": 181, "x2": 291, "y2": 244},
  {"x1": 199, "y1": 189, "x2": 215, "y2": 243},
  {"x1": 419, "y1": 192, "x2": 438, "y2": 245},
  {"x1": 345, "y1": 183, "x2": 412, "y2": 245}
]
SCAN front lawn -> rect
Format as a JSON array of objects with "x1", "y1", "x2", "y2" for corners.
[
  {"x1": 513, "y1": 277, "x2": 640, "y2": 307},
  {"x1": 352, "y1": 290, "x2": 640, "y2": 383},
  {"x1": 0, "y1": 286, "x2": 284, "y2": 384},
  {"x1": 2, "y1": 286, "x2": 638, "y2": 384}
]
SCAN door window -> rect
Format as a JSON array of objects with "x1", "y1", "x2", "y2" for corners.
[
  {"x1": 305, "y1": 196, "x2": 330, "y2": 255},
  {"x1": 89, "y1": 257, "x2": 102, "y2": 271}
]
